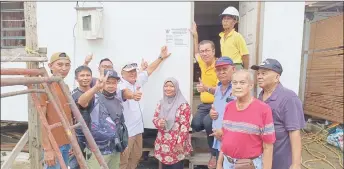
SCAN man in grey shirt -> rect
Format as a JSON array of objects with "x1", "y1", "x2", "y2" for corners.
[{"x1": 251, "y1": 59, "x2": 305, "y2": 169}]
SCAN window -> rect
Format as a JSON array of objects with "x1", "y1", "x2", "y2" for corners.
[
  {"x1": 82, "y1": 15, "x2": 91, "y2": 31},
  {"x1": 1, "y1": 1, "x2": 26, "y2": 49}
]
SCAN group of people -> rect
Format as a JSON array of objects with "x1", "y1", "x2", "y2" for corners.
[
  {"x1": 188, "y1": 6, "x2": 305, "y2": 169},
  {"x1": 39, "y1": 5, "x2": 306, "y2": 169}
]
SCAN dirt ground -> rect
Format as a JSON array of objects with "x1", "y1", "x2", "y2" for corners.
[{"x1": 2, "y1": 142, "x2": 343, "y2": 169}]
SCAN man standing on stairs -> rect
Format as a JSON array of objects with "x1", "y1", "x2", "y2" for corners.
[
  {"x1": 251, "y1": 59, "x2": 305, "y2": 169},
  {"x1": 119, "y1": 46, "x2": 172, "y2": 169},
  {"x1": 190, "y1": 24, "x2": 219, "y2": 169},
  {"x1": 40, "y1": 52, "x2": 73, "y2": 169},
  {"x1": 208, "y1": 57, "x2": 236, "y2": 160},
  {"x1": 219, "y1": 6, "x2": 250, "y2": 70}
]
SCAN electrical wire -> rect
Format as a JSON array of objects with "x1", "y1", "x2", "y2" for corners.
[{"x1": 301, "y1": 123, "x2": 343, "y2": 169}]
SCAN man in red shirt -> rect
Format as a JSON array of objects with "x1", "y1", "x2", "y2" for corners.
[{"x1": 216, "y1": 69, "x2": 275, "y2": 169}]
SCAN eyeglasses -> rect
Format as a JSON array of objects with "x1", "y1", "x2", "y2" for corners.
[
  {"x1": 123, "y1": 63, "x2": 138, "y2": 70},
  {"x1": 200, "y1": 49, "x2": 213, "y2": 54}
]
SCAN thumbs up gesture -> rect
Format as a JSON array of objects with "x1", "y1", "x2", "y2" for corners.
[
  {"x1": 158, "y1": 118, "x2": 166, "y2": 128},
  {"x1": 196, "y1": 77, "x2": 206, "y2": 92},
  {"x1": 209, "y1": 104, "x2": 219, "y2": 120},
  {"x1": 132, "y1": 86, "x2": 142, "y2": 101}
]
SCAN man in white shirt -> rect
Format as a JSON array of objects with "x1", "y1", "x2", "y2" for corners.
[{"x1": 119, "y1": 46, "x2": 171, "y2": 169}]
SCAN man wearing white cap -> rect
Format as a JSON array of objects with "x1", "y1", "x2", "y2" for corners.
[
  {"x1": 119, "y1": 46, "x2": 172, "y2": 169},
  {"x1": 219, "y1": 6, "x2": 249, "y2": 70}
]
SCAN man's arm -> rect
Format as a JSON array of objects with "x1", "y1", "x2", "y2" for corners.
[
  {"x1": 242, "y1": 54, "x2": 249, "y2": 69},
  {"x1": 190, "y1": 21, "x2": 199, "y2": 57},
  {"x1": 146, "y1": 57, "x2": 164, "y2": 76},
  {"x1": 78, "y1": 86, "x2": 99, "y2": 108},
  {"x1": 146, "y1": 46, "x2": 171, "y2": 76},
  {"x1": 283, "y1": 97, "x2": 305, "y2": 169},
  {"x1": 262, "y1": 143, "x2": 274, "y2": 169},
  {"x1": 289, "y1": 130, "x2": 302, "y2": 168},
  {"x1": 216, "y1": 151, "x2": 224, "y2": 169},
  {"x1": 78, "y1": 73, "x2": 109, "y2": 108}
]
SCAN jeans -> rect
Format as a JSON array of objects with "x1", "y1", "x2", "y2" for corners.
[
  {"x1": 44, "y1": 144, "x2": 71, "y2": 169},
  {"x1": 162, "y1": 160, "x2": 184, "y2": 169},
  {"x1": 223, "y1": 155, "x2": 263, "y2": 169},
  {"x1": 191, "y1": 103, "x2": 217, "y2": 156},
  {"x1": 69, "y1": 135, "x2": 87, "y2": 169}
]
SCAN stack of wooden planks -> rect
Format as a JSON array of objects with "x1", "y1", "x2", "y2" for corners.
[{"x1": 304, "y1": 14, "x2": 344, "y2": 123}]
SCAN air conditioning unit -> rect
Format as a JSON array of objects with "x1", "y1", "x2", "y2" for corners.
[{"x1": 75, "y1": 6, "x2": 104, "y2": 40}]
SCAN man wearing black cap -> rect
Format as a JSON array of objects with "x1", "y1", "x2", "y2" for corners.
[
  {"x1": 76, "y1": 69, "x2": 142, "y2": 169},
  {"x1": 251, "y1": 59, "x2": 305, "y2": 169}
]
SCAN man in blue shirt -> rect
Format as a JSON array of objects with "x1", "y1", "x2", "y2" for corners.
[{"x1": 209, "y1": 57, "x2": 236, "y2": 159}]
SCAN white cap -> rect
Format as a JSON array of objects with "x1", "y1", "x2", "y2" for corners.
[
  {"x1": 220, "y1": 6, "x2": 239, "y2": 18},
  {"x1": 121, "y1": 62, "x2": 139, "y2": 72}
]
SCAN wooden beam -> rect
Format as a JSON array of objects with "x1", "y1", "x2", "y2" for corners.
[
  {"x1": 0, "y1": 130, "x2": 29, "y2": 169},
  {"x1": 24, "y1": 2, "x2": 43, "y2": 169}
]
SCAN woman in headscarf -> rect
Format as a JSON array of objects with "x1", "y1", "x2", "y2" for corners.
[{"x1": 152, "y1": 77, "x2": 193, "y2": 169}]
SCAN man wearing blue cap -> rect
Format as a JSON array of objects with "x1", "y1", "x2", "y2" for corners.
[
  {"x1": 251, "y1": 58, "x2": 305, "y2": 169},
  {"x1": 208, "y1": 57, "x2": 236, "y2": 159}
]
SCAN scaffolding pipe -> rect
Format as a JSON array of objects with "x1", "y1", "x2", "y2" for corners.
[
  {"x1": 1, "y1": 89, "x2": 45, "y2": 98},
  {"x1": 0, "y1": 56, "x2": 48, "y2": 62},
  {"x1": 1, "y1": 77, "x2": 62, "y2": 87},
  {"x1": 29, "y1": 91, "x2": 67, "y2": 169},
  {"x1": 58, "y1": 81, "x2": 110, "y2": 169},
  {"x1": 42, "y1": 83, "x2": 88, "y2": 169},
  {"x1": 1, "y1": 68, "x2": 45, "y2": 76}
]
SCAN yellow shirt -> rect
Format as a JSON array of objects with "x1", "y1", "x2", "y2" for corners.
[
  {"x1": 196, "y1": 54, "x2": 218, "y2": 104},
  {"x1": 219, "y1": 29, "x2": 249, "y2": 64}
]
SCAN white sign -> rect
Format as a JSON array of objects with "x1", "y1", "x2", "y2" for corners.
[{"x1": 165, "y1": 28, "x2": 189, "y2": 47}]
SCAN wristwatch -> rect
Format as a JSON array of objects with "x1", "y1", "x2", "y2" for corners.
[
  {"x1": 158, "y1": 55, "x2": 163, "y2": 61},
  {"x1": 207, "y1": 87, "x2": 211, "y2": 93}
]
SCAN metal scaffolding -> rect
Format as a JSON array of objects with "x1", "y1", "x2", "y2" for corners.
[{"x1": 0, "y1": 48, "x2": 109, "y2": 169}]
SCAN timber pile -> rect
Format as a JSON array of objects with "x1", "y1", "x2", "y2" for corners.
[
  {"x1": 0, "y1": 121, "x2": 28, "y2": 152},
  {"x1": 304, "y1": 14, "x2": 344, "y2": 123}
]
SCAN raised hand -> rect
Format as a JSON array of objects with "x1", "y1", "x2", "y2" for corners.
[
  {"x1": 140, "y1": 58, "x2": 148, "y2": 71},
  {"x1": 95, "y1": 70, "x2": 109, "y2": 91},
  {"x1": 84, "y1": 53, "x2": 93, "y2": 65},
  {"x1": 189, "y1": 21, "x2": 198, "y2": 37},
  {"x1": 160, "y1": 46, "x2": 172, "y2": 59}
]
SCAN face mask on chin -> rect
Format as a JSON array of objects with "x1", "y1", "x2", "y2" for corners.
[{"x1": 102, "y1": 90, "x2": 116, "y2": 99}]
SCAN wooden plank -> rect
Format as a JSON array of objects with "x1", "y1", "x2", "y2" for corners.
[
  {"x1": 0, "y1": 130, "x2": 29, "y2": 169},
  {"x1": 23, "y1": 2, "x2": 43, "y2": 169},
  {"x1": 313, "y1": 14, "x2": 344, "y2": 50}
]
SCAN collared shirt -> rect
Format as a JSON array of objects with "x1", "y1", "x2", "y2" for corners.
[
  {"x1": 212, "y1": 82, "x2": 235, "y2": 151},
  {"x1": 118, "y1": 71, "x2": 149, "y2": 137},
  {"x1": 196, "y1": 54, "x2": 218, "y2": 104},
  {"x1": 258, "y1": 83, "x2": 305, "y2": 169},
  {"x1": 219, "y1": 29, "x2": 249, "y2": 64},
  {"x1": 221, "y1": 98, "x2": 276, "y2": 159}
]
